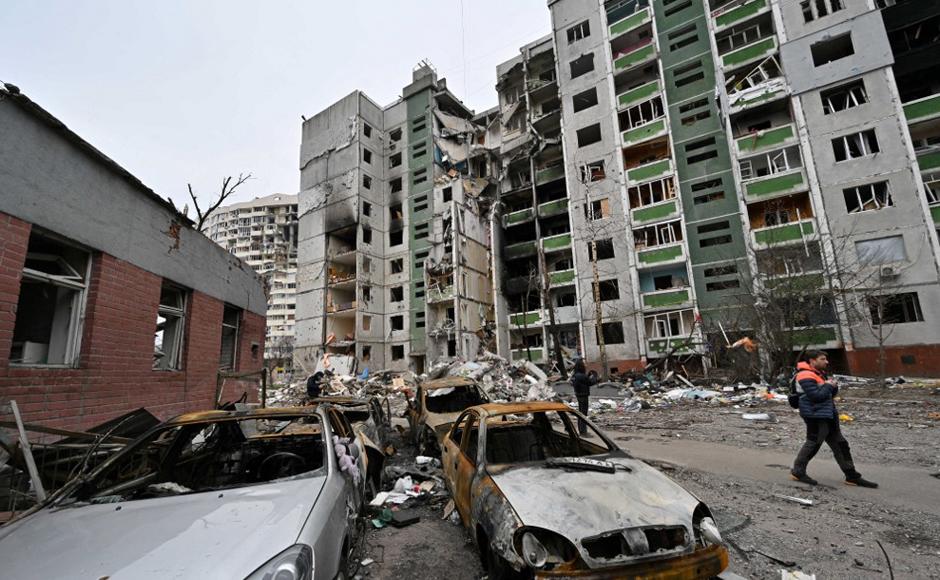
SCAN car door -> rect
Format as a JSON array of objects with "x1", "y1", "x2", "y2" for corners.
[
  {"x1": 443, "y1": 411, "x2": 478, "y2": 524},
  {"x1": 328, "y1": 408, "x2": 366, "y2": 505}
]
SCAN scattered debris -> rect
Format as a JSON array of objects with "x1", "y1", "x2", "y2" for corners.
[
  {"x1": 780, "y1": 570, "x2": 816, "y2": 580},
  {"x1": 742, "y1": 413, "x2": 776, "y2": 422},
  {"x1": 774, "y1": 494, "x2": 814, "y2": 506}
]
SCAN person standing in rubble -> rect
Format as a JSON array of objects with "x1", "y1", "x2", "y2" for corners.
[
  {"x1": 571, "y1": 359, "x2": 595, "y2": 435},
  {"x1": 790, "y1": 351, "x2": 878, "y2": 488},
  {"x1": 306, "y1": 371, "x2": 324, "y2": 401}
]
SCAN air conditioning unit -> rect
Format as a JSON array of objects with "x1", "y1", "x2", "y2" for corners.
[{"x1": 880, "y1": 265, "x2": 900, "y2": 279}]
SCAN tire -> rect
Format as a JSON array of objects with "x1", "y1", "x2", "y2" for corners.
[
  {"x1": 334, "y1": 539, "x2": 350, "y2": 580},
  {"x1": 479, "y1": 532, "x2": 525, "y2": 580}
]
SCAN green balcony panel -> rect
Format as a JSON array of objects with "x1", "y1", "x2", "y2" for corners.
[
  {"x1": 903, "y1": 93, "x2": 940, "y2": 124},
  {"x1": 536, "y1": 164, "x2": 565, "y2": 185},
  {"x1": 550, "y1": 269, "x2": 576, "y2": 286},
  {"x1": 505, "y1": 241, "x2": 537, "y2": 259},
  {"x1": 648, "y1": 338, "x2": 693, "y2": 355},
  {"x1": 732, "y1": 88, "x2": 784, "y2": 111},
  {"x1": 510, "y1": 312, "x2": 541, "y2": 326},
  {"x1": 614, "y1": 43, "x2": 656, "y2": 72},
  {"x1": 642, "y1": 288, "x2": 690, "y2": 308},
  {"x1": 628, "y1": 159, "x2": 671, "y2": 183},
  {"x1": 754, "y1": 220, "x2": 815, "y2": 245},
  {"x1": 632, "y1": 199, "x2": 678, "y2": 223},
  {"x1": 787, "y1": 326, "x2": 837, "y2": 346},
  {"x1": 930, "y1": 205, "x2": 940, "y2": 224},
  {"x1": 543, "y1": 233, "x2": 572, "y2": 251},
  {"x1": 638, "y1": 243, "x2": 683, "y2": 264},
  {"x1": 504, "y1": 207, "x2": 534, "y2": 226},
  {"x1": 622, "y1": 118, "x2": 667, "y2": 147},
  {"x1": 715, "y1": 0, "x2": 767, "y2": 29},
  {"x1": 722, "y1": 37, "x2": 776, "y2": 69},
  {"x1": 512, "y1": 349, "x2": 544, "y2": 362},
  {"x1": 618, "y1": 80, "x2": 660, "y2": 109},
  {"x1": 745, "y1": 170, "x2": 805, "y2": 198},
  {"x1": 609, "y1": 7, "x2": 651, "y2": 38},
  {"x1": 918, "y1": 150, "x2": 940, "y2": 172},
  {"x1": 736, "y1": 124, "x2": 794, "y2": 152},
  {"x1": 765, "y1": 272, "x2": 825, "y2": 291},
  {"x1": 428, "y1": 286, "x2": 455, "y2": 302},
  {"x1": 539, "y1": 198, "x2": 569, "y2": 218}
]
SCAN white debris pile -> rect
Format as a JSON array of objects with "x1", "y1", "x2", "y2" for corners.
[{"x1": 428, "y1": 351, "x2": 557, "y2": 402}]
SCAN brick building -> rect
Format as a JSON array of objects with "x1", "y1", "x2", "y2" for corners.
[{"x1": 0, "y1": 83, "x2": 267, "y2": 431}]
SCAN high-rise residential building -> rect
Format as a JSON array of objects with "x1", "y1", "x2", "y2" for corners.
[
  {"x1": 297, "y1": 1, "x2": 940, "y2": 377},
  {"x1": 204, "y1": 194, "x2": 299, "y2": 372},
  {"x1": 295, "y1": 64, "x2": 499, "y2": 374}
]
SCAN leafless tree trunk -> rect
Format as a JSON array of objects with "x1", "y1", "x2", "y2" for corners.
[{"x1": 188, "y1": 173, "x2": 253, "y2": 230}]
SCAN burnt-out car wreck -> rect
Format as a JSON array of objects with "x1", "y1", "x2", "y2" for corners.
[
  {"x1": 406, "y1": 376, "x2": 490, "y2": 456},
  {"x1": 441, "y1": 401, "x2": 729, "y2": 579}
]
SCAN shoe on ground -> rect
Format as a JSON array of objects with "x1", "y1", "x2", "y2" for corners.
[
  {"x1": 846, "y1": 476, "x2": 878, "y2": 488},
  {"x1": 790, "y1": 471, "x2": 818, "y2": 485}
]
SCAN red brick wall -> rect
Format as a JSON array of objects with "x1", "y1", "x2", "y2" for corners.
[
  {"x1": 0, "y1": 212, "x2": 265, "y2": 431},
  {"x1": 845, "y1": 345, "x2": 940, "y2": 378}
]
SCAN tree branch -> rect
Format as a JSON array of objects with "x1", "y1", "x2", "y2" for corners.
[{"x1": 188, "y1": 173, "x2": 253, "y2": 230}]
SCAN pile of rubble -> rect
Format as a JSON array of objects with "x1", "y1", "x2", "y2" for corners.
[{"x1": 426, "y1": 351, "x2": 556, "y2": 402}]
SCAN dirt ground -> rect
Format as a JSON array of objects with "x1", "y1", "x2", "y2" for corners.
[{"x1": 358, "y1": 383, "x2": 940, "y2": 579}]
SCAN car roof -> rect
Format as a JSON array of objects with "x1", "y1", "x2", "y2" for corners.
[
  {"x1": 472, "y1": 401, "x2": 570, "y2": 417},
  {"x1": 166, "y1": 406, "x2": 321, "y2": 426},
  {"x1": 422, "y1": 376, "x2": 479, "y2": 390},
  {"x1": 312, "y1": 396, "x2": 369, "y2": 406}
]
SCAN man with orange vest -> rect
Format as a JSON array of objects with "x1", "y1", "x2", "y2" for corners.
[{"x1": 790, "y1": 350, "x2": 878, "y2": 488}]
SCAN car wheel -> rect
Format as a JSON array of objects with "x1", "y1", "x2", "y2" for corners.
[{"x1": 480, "y1": 532, "x2": 525, "y2": 580}]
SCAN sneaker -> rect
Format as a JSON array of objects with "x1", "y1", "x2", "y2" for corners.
[
  {"x1": 790, "y1": 471, "x2": 818, "y2": 485},
  {"x1": 845, "y1": 476, "x2": 878, "y2": 488}
]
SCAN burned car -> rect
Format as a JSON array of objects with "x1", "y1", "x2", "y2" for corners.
[
  {"x1": 406, "y1": 376, "x2": 489, "y2": 455},
  {"x1": 0, "y1": 405, "x2": 365, "y2": 580},
  {"x1": 313, "y1": 395, "x2": 392, "y2": 494},
  {"x1": 441, "y1": 402, "x2": 729, "y2": 579}
]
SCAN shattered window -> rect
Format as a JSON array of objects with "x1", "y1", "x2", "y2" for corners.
[
  {"x1": 391, "y1": 344, "x2": 405, "y2": 360},
  {"x1": 154, "y1": 282, "x2": 187, "y2": 370},
  {"x1": 11, "y1": 230, "x2": 90, "y2": 366},
  {"x1": 483, "y1": 410, "x2": 612, "y2": 465},
  {"x1": 832, "y1": 129, "x2": 879, "y2": 162},
  {"x1": 219, "y1": 305, "x2": 241, "y2": 371},
  {"x1": 425, "y1": 385, "x2": 486, "y2": 414},
  {"x1": 869, "y1": 292, "x2": 924, "y2": 325},
  {"x1": 843, "y1": 181, "x2": 892, "y2": 214},
  {"x1": 566, "y1": 20, "x2": 590, "y2": 44},
  {"x1": 580, "y1": 160, "x2": 606, "y2": 182},
  {"x1": 569, "y1": 53, "x2": 595, "y2": 79},
  {"x1": 598, "y1": 322, "x2": 625, "y2": 344},
  {"x1": 811, "y1": 33, "x2": 854, "y2": 67},
  {"x1": 821, "y1": 80, "x2": 868, "y2": 114},
  {"x1": 589, "y1": 239, "x2": 615, "y2": 261}
]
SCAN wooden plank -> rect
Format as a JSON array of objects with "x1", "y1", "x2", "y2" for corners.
[{"x1": 9, "y1": 401, "x2": 46, "y2": 502}]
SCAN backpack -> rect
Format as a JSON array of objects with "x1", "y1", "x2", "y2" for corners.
[{"x1": 787, "y1": 372, "x2": 801, "y2": 409}]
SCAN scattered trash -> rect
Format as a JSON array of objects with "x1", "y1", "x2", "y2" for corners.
[
  {"x1": 774, "y1": 494, "x2": 814, "y2": 506},
  {"x1": 742, "y1": 413, "x2": 776, "y2": 422},
  {"x1": 370, "y1": 508, "x2": 393, "y2": 529},
  {"x1": 392, "y1": 476, "x2": 414, "y2": 494},
  {"x1": 780, "y1": 570, "x2": 816, "y2": 580},
  {"x1": 442, "y1": 499, "x2": 455, "y2": 520},
  {"x1": 360, "y1": 558, "x2": 374, "y2": 567},
  {"x1": 390, "y1": 509, "x2": 420, "y2": 528},
  {"x1": 415, "y1": 455, "x2": 441, "y2": 467},
  {"x1": 839, "y1": 414, "x2": 854, "y2": 423},
  {"x1": 752, "y1": 549, "x2": 796, "y2": 567}
]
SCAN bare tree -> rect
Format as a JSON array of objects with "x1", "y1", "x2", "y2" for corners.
[{"x1": 188, "y1": 173, "x2": 253, "y2": 230}]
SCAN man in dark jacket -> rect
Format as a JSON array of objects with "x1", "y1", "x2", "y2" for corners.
[
  {"x1": 791, "y1": 351, "x2": 877, "y2": 488},
  {"x1": 571, "y1": 359, "x2": 594, "y2": 435}
]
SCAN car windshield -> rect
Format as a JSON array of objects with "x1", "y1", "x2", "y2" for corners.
[
  {"x1": 483, "y1": 410, "x2": 614, "y2": 465},
  {"x1": 425, "y1": 386, "x2": 486, "y2": 413},
  {"x1": 65, "y1": 415, "x2": 327, "y2": 504}
]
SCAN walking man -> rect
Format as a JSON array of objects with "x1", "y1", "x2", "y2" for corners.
[
  {"x1": 571, "y1": 359, "x2": 594, "y2": 435},
  {"x1": 791, "y1": 351, "x2": 878, "y2": 488}
]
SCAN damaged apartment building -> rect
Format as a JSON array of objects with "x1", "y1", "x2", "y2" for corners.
[
  {"x1": 298, "y1": 0, "x2": 940, "y2": 377},
  {"x1": 296, "y1": 64, "x2": 499, "y2": 374}
]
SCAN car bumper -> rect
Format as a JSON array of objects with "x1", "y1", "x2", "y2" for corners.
[{"x1": 534, "y1": 544, "x2": 729, "y2": 580}]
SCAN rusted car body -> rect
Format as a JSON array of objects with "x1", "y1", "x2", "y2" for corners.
[
  {"x1": 0, "y1": 405, "x2": 366, "y2": 580},
  {"x1": 314, "y1": 395, "x2": 392, "y2": 494},
  {"x1": 406, "y1": 376, "x2": 489, "y2": 455},
  {"x1": 441, "y1": 401, "x2": 729, "y2": 579}
]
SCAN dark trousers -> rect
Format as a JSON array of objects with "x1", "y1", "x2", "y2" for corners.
[
  {"x1": 576, "y1": 394, "x2": 590, "y2": 434},
  {"x1": 793, "y1": 417, "x2": 860, "y2": 479}
]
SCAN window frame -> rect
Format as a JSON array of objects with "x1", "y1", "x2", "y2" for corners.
[
  {"x1": 219, "y1": 304, "x2": 241, "y2": 371},
  {"x1": 154, "y1": 282, "x2": 188, "y2": 371}
]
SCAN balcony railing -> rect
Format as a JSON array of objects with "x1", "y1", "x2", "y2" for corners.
[
  {"x1": 728, "y1": 77, "x2": 788, "y2": 113},
  {"x1": 613, "y1": 40, "x2": 657, "y2": 73},
  {"x1": 647, "y1": 336, "x2": 698, "y2": 357},
  {"x1": 609, "y1": 6, "x2": 652, "y2": 39},
  {"x1": 504, "y1": 240, "x2": 538, "y2": 259},
  {"x1": 512, "y1": 348, "x2": 545, "y2": 362},
  {"x1": 549, "y1": 269, "x2": 576, "y2": 287},
  {"x1": 903, "y1": 93, "x2": 940, "y2": 125},
  {"x1": 735, "y1": 123, "x2": 796, "y2": 154},
  {"x1": 641, "y1": 287, "x2": 691, "y2": 310},
  {"x1": 626, "y1": 158, "x2": 673, "y2": 185},
  {"x1": 916, "y1": 148, "x2": 940, "y2": 172},
  {"x1": 542, "y1": 233, "x2": 572, "y2": 252},
  {"x1": 618, "y1": 80, "x2": 661, "y2": 110},
  {"x1": 427, "y1": 285, "x2": 455, "y2": 304},
  {"x1": 503, "y1": 207, "x2": 535, "y2": 228},
  {"x1": 631, "y1": 198, "x2": 679, "y2": 225},
  {"x1": 636, "y1": 241, "x2": 684, "y2": 266},
  {"x1": 787, "y1": 326, "x2": 839, "y2": 348},
  {"x1": 536, "y1": 164, "x2": 566, "y2": 185},
  {"x1": 743, "y1": 168, "x2": 807, "y2": 201},
  {"x1": 510, "y1": 310, "x2": 542, "y2": 327},
  {"x1": 538, "y1": 198, "x2": 569, "y2": 218},
  {"x1": 622, "y1": 118, "x2": 668, "y2": 148},
  {"x1": 712, "y1": 0, "x2": 769, "y2": 32},
  {"x1": 752, "y1": 218, "x2": 815, "y2": 248},
  {"x1": 721, "y1": 36, "x2": 778, "y2": 71}
]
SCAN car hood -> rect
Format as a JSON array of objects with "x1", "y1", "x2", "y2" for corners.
[
  {"x1": 488, "y1": 456, "x2": 698, "y2": 539},
  {"x1": 0, "y1": 475, "x2": 326, "y2": 580}
]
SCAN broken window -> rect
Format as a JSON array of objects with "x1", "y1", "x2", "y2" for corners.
[
  {"x1": 391, "y1": 344, "x2": 405, "y2": 360},
  {"x1": 668, "y1": 23, "x2": 699, "y2": 52},
  {"x1": 389, "y1": 127, "x2": 402, "y2": 142},
  {"x1": 763, "y1": 209, "x2": 791, "y2": 226},
  {"x1": 576, "y1": 124, "x2": 602, "y2": 148},
  {"x1": 693, "y1": 190, "x2": 725, "y2": 205},
  {"x1": 362, "y1": 201, "x2": 372, "y2": 217},
  {"x1": 363, "y1": 123, "x2": 372, "y2": 138},
  {"x1": 705, "y1": 279, "x2": 740, "y2": 291},
  {"x1": 389, "y1": 229, "x2": 403, "y2": 246},
  {"x1": 869, "y1": 292, "x2": 924, "y2": 325},
  {"x1": 621, "y1": 96, "x2": 665, "y2": 130},
  {"x1": 801, "y1": 0, "x2": 845, "y2": 22},
  {"x1": 390, "y1": 286, "x2": 404, "y2": 302},
  {"x1": 10, "y1": 230, "x2": 90, "y2": 366},
  {"x1": 219, "y1": 305, "x2": 240, "y2": 371},
  {"x1": 664, "y1": 0, "x2": 692, "y2": 17},
  {"x1": 572, "y1": 88, "x2": 598, "y2": 113},
  {"x1": 557, "y1": 292, "x2": 577, "y2": 307},
  {"x1": 673, "y1": 60, "x2": 704, "y2": 88},
  {"x1": 685, "y1": 137, "x2": 718, "y2": 164},
  {"x1": 628, "y1": 176, "x2": 676, "y2": 208},
  {"x1": 154, "y1": 282, "x2": 187, "y2": 370},
  {"x1": 442, "y1": 186, "x2": 453, "y2": 202},
  {"x1": 594, "y1": 279, "x2": 620, "y2": 301},
  {"x1": 567, "y1": 20, "x2": 590, "y2": 44},
  {"x1": 362, "y1": 227, "x2": 372, "y2": 245},
  {"x1": 889, "y1": 13, "x2": 940, "y2": 56},
  {"x1": 390, "y1": 177, "x2": 403, "y2": 193},
  {"x1": 415, "y1": 311, "x2": 426, "y2": 328},
  {"x1": 362, "y1": 148, "x2": 372, "y2": 164},
  {"x1": 569, "y1": 53, "x2": 595, "y2": 79},
  {"x1": 811, "y1": 33, "x2": 854, "y2": 67},
  {"x1": 700, "y1": 235, "x2": 732, "y2": 247},
  {"x1": 390, "y1": 258, "x2": 404, "y2": 274},
  {"x1": 588, "y1": 239, "x2": 615, "y2": 261},
  {"x1": 362, "y1": 315, "x2": 372, "y2": 332},
  {"x1": 390, "y1": 152, "x2": 402, "y2": 168},
  {"x1": 832, "y1": 129, "x2": 879, "y2": 162},
  {"x1": 362, "y1": 174, "x2": 372, "y2": 190},
  {"x1": 856, "y1": 235, "x2": 906, "y2": 265},
  {"x1": 585, "y1": 198, "x2": 611, "y2": 220},
  {"x1": 598, "y1": 322, "x2": 625, "y2": 344},
  {"x1": 843, "y1": 181, "x2": 892, "y2": 213},
  {"x1": 362, "y1": 345, "x2": 372, "y2": 360},
  {"x1": 580, "y1": 160, "x2": 606, "y2": 182},
  {"x1": 633, "y1": 220, "x2": 682, "y2": 249},
  {"x1": 391, "y1": 315, "x2": 404, "y2": 331},
  {"x1": 362, "y1": 286, "x2": 372, "y2": 302},
  {"x1": 821, "y1": 79, "x2": 868, "y2": 114}
]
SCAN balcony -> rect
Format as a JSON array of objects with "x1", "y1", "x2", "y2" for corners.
[
  {"x1": 712, "y1": 0, "x2": 770, "y2": 33},
  {"x1": 916, "y1": 148, "x2": 940, "y2": 172},
  {"x1": 930, "y1": 203, "x2": 940, "y2": 225},
  {"x1": 743, "y1": 168, "x2": 808, "y2": 201},
  {"x1": 647, "y1": 336, "x2": 698, "y2": 357},
  {"x1": 641, "y1": 287, "x2": 691, "y2": 310},
  {"x1": 549, "y1": 269, "x2": 576, "y2": 287},
  {"x1": 512, "y1": 348, "x2": 545, "y2": 362},
  {"x1": 903, "y1": 93, "x2": 940, "y2": 125},
  {"x1": 631, "y1": 198, "x2": 679, "y2": 225},
  {"x1": 636, "y1": 241, "x2": 685, "y2": 267},
  {"x1": 752, "y1": 218, "x2": 815, "y2": 248},
  {"x1": 503, "y1": 207, "x2": 535, "y2": 228},
  {"x1": 609, "y1": 6, "x2": 651, "y2": 40},
  {"x1": 787, "y1": 326, "x2": 839, "y2": 349},
  {"x1": 735, "y1": 123, "x2": 797, "y2": 155},
  {"x1": 542, "y1": 233, "x2": 572, "y2": 253},
  {"x1": 721, "y1": 36, "x2": 777, "y2": 72},
  {"x1": 622, "y1": 118, "x2": 668, "y2": 148},
  {"x1": 536, "y1": 164, "x2": 566, "y2": 185},
  {"x1": 626, "y1": 158, "x2": 673, "y2": 185},
  {"x1": 538, "y1": 198, "x2": 569, "y2": 218},
  {"x1": 618, "y1": 80, "x2": 661, "y2": 110},
  {"x1": 326, "y1": 300, "x2": 357, "y2": 315},
  {"x1": 427, "y1": 285, "x2": 455, "y2": 304},
  {"x1": 504, "y1": 240, "x2": 538, "y2": 260},
  {"x1": 729, "y1": 77, "x2": 788, "y2": 115},
  {"x1": 510, "y1": 310, "x2": 542, "y2": 327},
  {"x1": 613, "y1": 41, "x2": 657, "y2": 74}
]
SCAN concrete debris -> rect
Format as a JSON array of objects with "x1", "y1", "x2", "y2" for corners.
[
  {"x1": 780, "y1": 571, "x2": 816, "y2": 580},
  {"x1": 774, "y1": 494, "x2": 814, "y2": 506},
  {"x1": 427, "y1": 351, "x2": 555, "y2": 402}
]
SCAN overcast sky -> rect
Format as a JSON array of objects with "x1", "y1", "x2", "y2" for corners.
[{"x1": 3, "y1": 0, "x2": 551, "y2": 211}]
